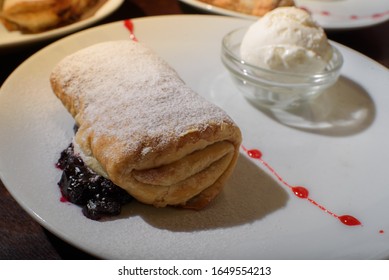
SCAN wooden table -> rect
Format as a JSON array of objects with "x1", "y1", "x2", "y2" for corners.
[{"x1": 0, "y1": 0, "x2": 388, "y2": 259}]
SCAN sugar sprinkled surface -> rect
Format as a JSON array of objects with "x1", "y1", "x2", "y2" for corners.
[{"x1": 52, "y1": 40, "x2": 234, "y2": 160}]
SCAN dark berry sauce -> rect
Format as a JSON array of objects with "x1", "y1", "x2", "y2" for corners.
[{"x1": 56, "y1": 143, "x2": 133, "y2": 220}]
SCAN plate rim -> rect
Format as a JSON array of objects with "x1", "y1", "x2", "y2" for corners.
[{"x1": 1, "y1": 14, "x2": 389, "y2": 259}]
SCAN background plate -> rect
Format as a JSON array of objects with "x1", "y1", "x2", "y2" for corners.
[
  {"x1": 179, "y1": 0, "x2": 389, "y2": 29},
  {"x1": 0, "y1": 0, "x2": 124, "y2": 50}
]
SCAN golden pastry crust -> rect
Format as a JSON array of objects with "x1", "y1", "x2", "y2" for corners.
[
  {"x1": 198, "y1": 0, "x2": 295, "y2": 16},
  {"x1": 50, "y1": 40, "x2": 242, "y2": 209},
  {"x1": 0, "y1": 0, "x2": 107, "y2": 33}
]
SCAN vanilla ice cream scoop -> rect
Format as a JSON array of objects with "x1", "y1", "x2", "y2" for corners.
[{"x1": 240, "y1": 7, "x2": 333, "y2": 74}]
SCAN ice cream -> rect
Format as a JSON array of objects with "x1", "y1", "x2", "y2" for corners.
[{"x1": 240, "y1": 7, "x2": 333, "y2": 74}]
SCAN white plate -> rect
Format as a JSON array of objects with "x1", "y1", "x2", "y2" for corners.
[
  {"x1": 179, "y1": 0, "x2": 389, "y2": 29},
  {"x1": 1, "y1": 15, "x2": 389, "y2": 259},
  {"x1": 0, "y1": 0, "x2": 123, "y2": 50}
]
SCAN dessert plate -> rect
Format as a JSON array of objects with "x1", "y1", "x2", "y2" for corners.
[
  {"x1": 1, "y1": 15, "x2": 389, "y2": 259},
  {"x1": 0, "y1": 0, "x2": 124, "y2": 50},
  {"x1": 179, "y1": 0, "x2": 389, "y2": 29}
]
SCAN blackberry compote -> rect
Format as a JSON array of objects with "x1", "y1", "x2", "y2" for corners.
[{"x1": 56, "y1": 143, "x2": 133, "y2": 220}]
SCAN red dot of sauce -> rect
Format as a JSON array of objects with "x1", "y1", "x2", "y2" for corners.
[
  {"x1": 247, "y1": 149, "x2": 262, "y2": 159},
  {"x1": 338, "y1": 215, "x2": 361, "y2": 226},
  {"x1": 372, "y1": 13, "x2": 383, "y2": 19},
  {"x1": 292, "y1": 186, "x2": 309, "y2": 199},
  {"x1": 379, "y1": 230, "x2": 384, "y2": 234}
]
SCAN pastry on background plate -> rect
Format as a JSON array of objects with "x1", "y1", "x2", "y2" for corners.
[
  {"x1": 50, "y1": 40, "x2": 242, "y2": 219},
  {"x1": 0, "y1": 0, "x2": 107, "y2": 33},
  {"x1": 198, "y1": 0, "x2": 295, "y2": 16}
]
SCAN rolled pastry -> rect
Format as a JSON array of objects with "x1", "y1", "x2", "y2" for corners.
[
  {"x1": 50, "y1": 40, "x2": 242, "y2": 209},
  {"x1": 0, "y1": 0, "x2": 106, "y2": 33}
]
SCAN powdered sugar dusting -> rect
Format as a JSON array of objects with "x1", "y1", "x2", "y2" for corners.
[{"x1": 52, "y1": 40, "x2": 234, "y2": 161}]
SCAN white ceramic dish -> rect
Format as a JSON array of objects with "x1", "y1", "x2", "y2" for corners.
[
  {"x1": 179, "y1": 0, "x2": 389, "y2": 29},
  {"x1": 0, "y1": 0, "x2": 123, "y2": 50},
  {"x1": 1, "y1": 15, "x2": 389, "y2": 259}
]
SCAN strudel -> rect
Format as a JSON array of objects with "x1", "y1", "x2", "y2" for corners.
[
  {"x1": 50, "y1": 40, "x2": 242, "y2": 211},
  {"x1": 0, "y1": 0, "x2": 107, "y2": 33}
]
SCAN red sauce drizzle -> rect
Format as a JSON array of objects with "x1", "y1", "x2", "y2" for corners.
[
  {"x1": 372, "y1": 13, "x2": 386, "y2": 19},
  {"x1": 123, "y1": 19, "x2": 137, "y2": 41},
  {"x1": 242, "y1": 146, "x2": 362, "y2": 227}
]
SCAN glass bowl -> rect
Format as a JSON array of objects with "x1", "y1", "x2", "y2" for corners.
[{"x1": 221, "y1": 27, "x2": 343, "y2": 109}]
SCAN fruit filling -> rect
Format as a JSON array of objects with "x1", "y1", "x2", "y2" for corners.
[{"x1": 56, "y1": 143, "x2": 133, "y2": 220}]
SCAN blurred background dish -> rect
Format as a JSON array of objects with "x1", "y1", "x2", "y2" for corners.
[
  {"x1": 179, "y1": 0, "x2": 389, "y2": 29},
  {"x1": 0, "y1": 0, "x2": 124, "y2": 50},
  {"x1": 296, "y1": 0, "x2": 389, "y2": 30},
  {"x1": 192, "y1": 0, "x2": 295, "y2": 17}
]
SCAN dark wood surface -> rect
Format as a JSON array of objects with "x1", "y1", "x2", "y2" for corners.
[{"x1": 0, "y1": 0, "x2": 388, "y2": 260}]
